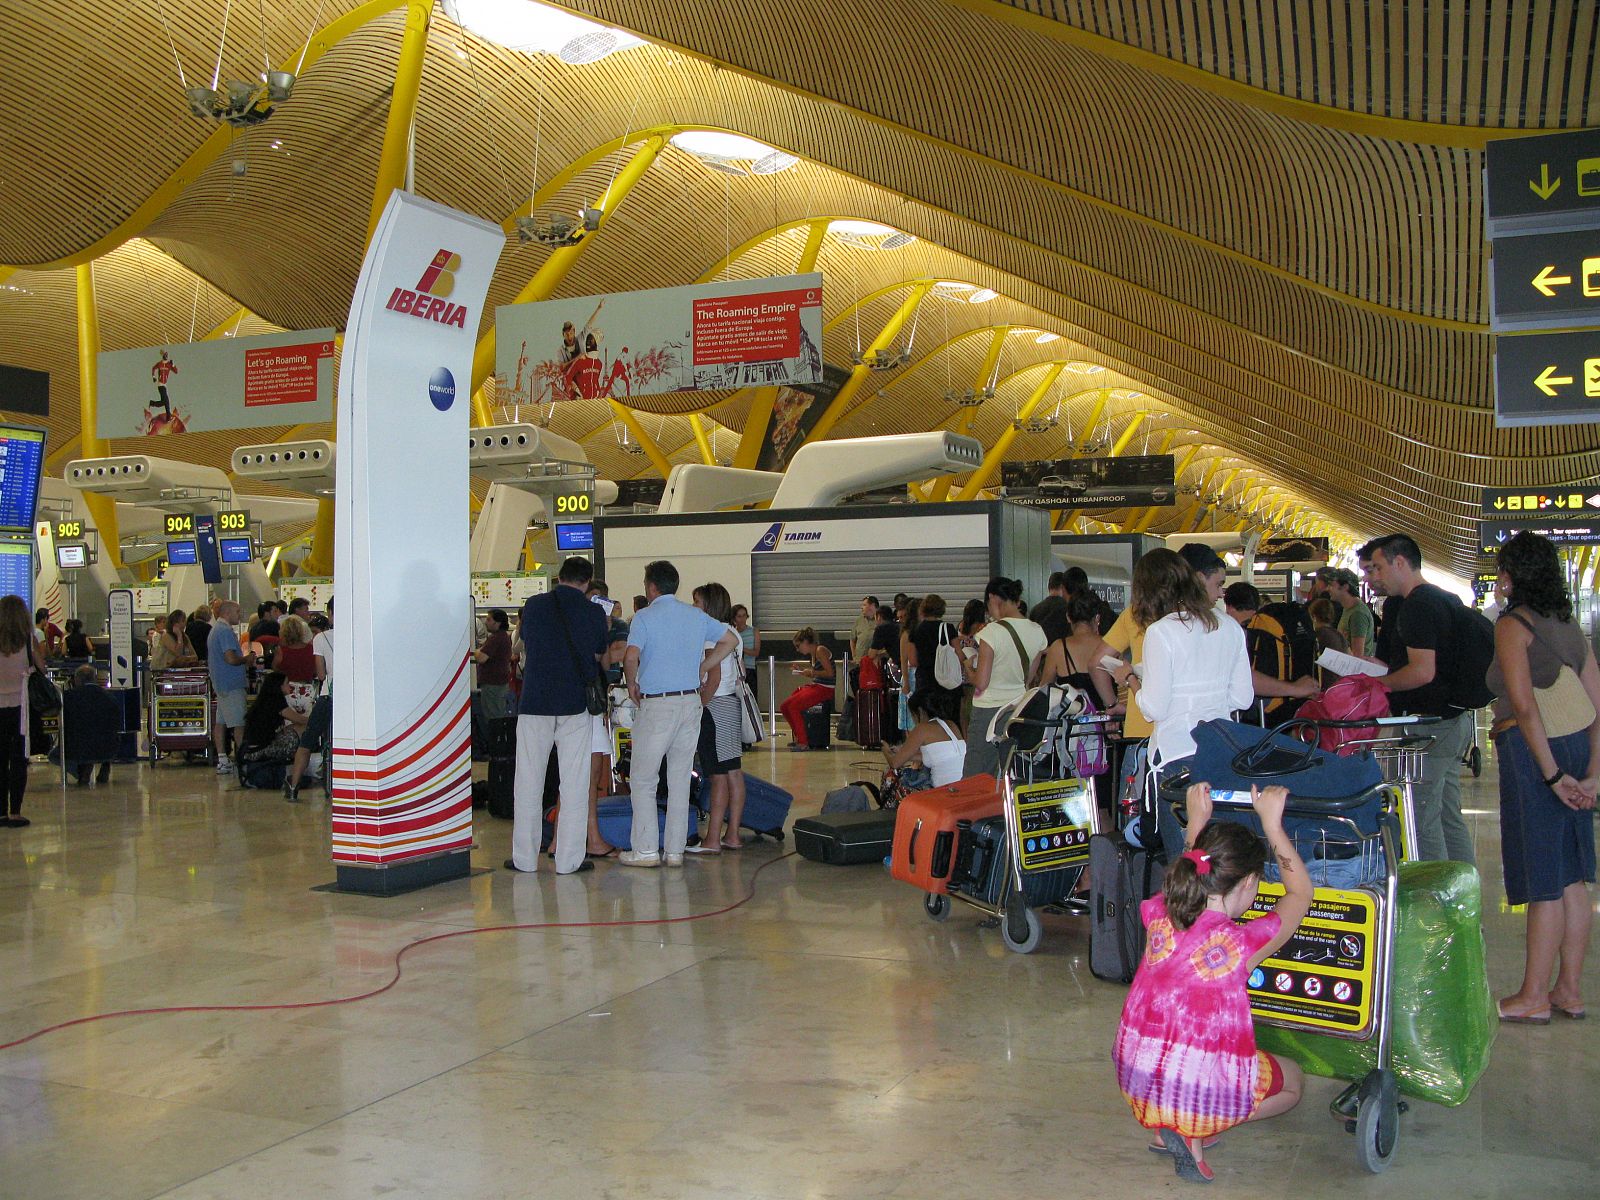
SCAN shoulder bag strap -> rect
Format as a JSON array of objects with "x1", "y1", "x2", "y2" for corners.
[
  {"x1": 1507, "y1": 608, "x2": 1583, "y2": 672},
  {"x1": 997, "y1": 618, "x2": 1032, "y2": 683}
]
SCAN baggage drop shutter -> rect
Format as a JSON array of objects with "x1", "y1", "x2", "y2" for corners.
[{"x1": 751, "y1": 547, "x2": 989, "y2": 640}]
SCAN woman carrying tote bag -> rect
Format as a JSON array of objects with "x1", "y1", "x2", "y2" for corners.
[{"x1": 1486, "y1": 531, "x2": 1600, "y2": 1025}]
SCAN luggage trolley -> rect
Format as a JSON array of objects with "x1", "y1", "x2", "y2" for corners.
[
  {"x1": 1159, "y1": 765, "x2": 1413, "y2": 1175},
  {"x1": 1293, "y1": 714, "x2": 1438, "y2": 864},
  {"x1": 921, "y1": 688, "x2": 1113, "y2": 954},
  {"x1": 148, "y1": 668, "x2": 213, "y2": 762}
]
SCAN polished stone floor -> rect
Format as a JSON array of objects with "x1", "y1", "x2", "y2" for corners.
[{"x1": 0, "y1": 734, "x2": 1594, "y2": 1199}]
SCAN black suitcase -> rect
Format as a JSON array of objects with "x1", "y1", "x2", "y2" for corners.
[
  {"x1": 486, "y1": 758, "x2": 516, "y2": 820},
  {"x1": 1088, "y1": 831, "x2": 1166, "y2": 984},
  {"x1": 802, "y1": 704, "x2": 833, "y2": 750},
  {"x1": 950, "y1": 815, "x2": 1080, "y2": 908},
  {"x1": 794, "y1": 809, "x2": 896, "y2": 864}
]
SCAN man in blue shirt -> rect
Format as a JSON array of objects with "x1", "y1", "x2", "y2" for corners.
[
  {"x1": 207, "y1": 599, "x2": 256, "y2": 774},
  {"x1": 620, "y1": 560, "x2": 740, "y2": 867},
  {"x1": 509, "y1": 557, "x2": 608, "y2": 875}
]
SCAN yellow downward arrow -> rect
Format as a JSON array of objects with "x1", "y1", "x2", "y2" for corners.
[
  {"x1": 1529, "y1": 163, "x2": 1561, "y2": 200},
  {"x1": 1536, "y1": 365, "x2": 1574, "y2": 396},
  {"x1": 1532, "y1": 265, "x2": 1573, "y2": 297}
]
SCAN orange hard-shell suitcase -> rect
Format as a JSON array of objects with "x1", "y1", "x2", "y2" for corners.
[{"x1": 890, "y1": 775, "x2": 1002, "y2": 894}]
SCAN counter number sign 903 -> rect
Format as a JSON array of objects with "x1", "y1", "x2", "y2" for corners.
[
  {"x1": 554, "y1": 493, "x2": 591, "y2": 516},
  {"x1": 218, "y1": 510, "x2": 250, "y2": 532}
]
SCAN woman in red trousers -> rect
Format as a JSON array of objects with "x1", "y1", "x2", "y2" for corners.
[{"x1": 780, "y1": 627, "x2": 835, "y2": 751}]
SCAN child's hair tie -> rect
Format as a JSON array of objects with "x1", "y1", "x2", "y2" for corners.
[{"x1": 1182, "y1": 849, "x2": 1212, "y2": 875}]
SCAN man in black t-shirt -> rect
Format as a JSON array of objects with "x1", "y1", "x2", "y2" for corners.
[
  {"x1": 868, "y1": 607, "x2": 901, "y2": 670},
  {"x1": 1368, "y1": 534, "x2": 1475, "y2": 866},
  {"x1": 1028, "y1": 572, "x2": 1071, "y2": 647}
]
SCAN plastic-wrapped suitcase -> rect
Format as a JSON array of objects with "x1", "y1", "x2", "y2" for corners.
[
  {"x1": 738, "y1": 773, "x2": 792, "y2": 839},
  {"x1": 794, "y1": 809, "x2": 897, "y2": 864},
  {"x1": 1087, "y1": 830, "x2": 1166, "y2": 984},
  {"x1": 950, "y1": 814, "x2": 1079, "y2": 908},
  {"x1": 890, "y1": 775, "x2": 1001, "y2": 895},
  {"x1": 595, "y1": 796, "x2": 697, "y2": 850}
]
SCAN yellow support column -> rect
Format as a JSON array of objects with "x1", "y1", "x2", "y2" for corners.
[
  {"x1": 955, "y1": 363, "x2": 1064, "y2": 500},
  {"x1": 932, "y1": 327, "x2": 1009, "y2": 501},
  {"x1": 468, "y1": 135, "x2": 667, "y2": 417},
  {"x1": 608, "y1": 401, "x2": 674, "y2": 479},
  {"x1": 805, "y1": 282, "x2": 935, "y2": 444},
  {"x1": 74, "y1": 264, "x2": 121, "y2": 567},
  {"x1": 733, "y1": 219, "x2": 829, "y2": 469},
  {"x1": 306, "y1": 0, "x2": 432, "y2": 576},
  {"x1": 688, "y1": 414, "x2": 717, "y2": 466}
]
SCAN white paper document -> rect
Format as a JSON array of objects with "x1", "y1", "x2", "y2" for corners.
[{"x1": 1316, "y1": 648, "x2": 1388, "y2": 678}]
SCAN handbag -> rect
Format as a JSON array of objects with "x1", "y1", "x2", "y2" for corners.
[
  {"x1": 933, "y1": 623, "x2": 964, "y2": 690},
  {"x1": 1509, "y1": 611, "x2": 1595, "y2": 739},
  {"x1": 551, "y1": 592, "x2": 607, "y2": 717},
  {"x1": 736, "y1": 674, "x2": 765, "y2": 745},
  {"x1": 857, "y1": 653, "x2": 885, "y2": 691},
  {"x1": 28, "y1": 669, "x2": 61, "y2": 718}
]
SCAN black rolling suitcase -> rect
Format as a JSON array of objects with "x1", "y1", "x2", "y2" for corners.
[
  {"x1": 794, "y1": 809, "x2": 897, "y2": 864},
  {"x1": 951, "y1": 815, "x2": 1079, "y2": 908},
  {"x1": 802, "y1": 704, "x2": 833, "y2": 750},
  {"x1": 1087, "y1": 831, "x2": 1166, "y2": 984}
]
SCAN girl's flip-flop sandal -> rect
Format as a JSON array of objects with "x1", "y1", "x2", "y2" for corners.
[{"x1": 1157, "y1": 1129, "x2": 1214, "y2": 1184}]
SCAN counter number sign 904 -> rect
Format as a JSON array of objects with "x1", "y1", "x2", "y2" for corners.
[
  {"x1": 164, "y1": 514, "x2": 194, "y2": 537},
  {"x1": 554, "y1": 493, "x2": 591, "y2": 516}
]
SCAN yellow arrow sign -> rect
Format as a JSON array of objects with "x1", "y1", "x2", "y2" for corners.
[
  {"x1": 1529, "y1": 163, "x2": 1561, "y2": 200},
  {"x1": 1532, "y1": 264, "x2": 1574, "y2": 297},
  {"x1": 1536, "y1": 364, "x2": 1575, "y2": 396}
]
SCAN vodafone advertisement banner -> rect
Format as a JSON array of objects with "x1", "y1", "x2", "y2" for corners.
[
  {"x1": 97, "y1": 328, "x2": 335, "y2": 438},
  {"x1": 330, "y1": 195, "x2": 503, "y2": 891},
  {"x1": 495, "y1": 273, "x2": 823, "y2": 406}
]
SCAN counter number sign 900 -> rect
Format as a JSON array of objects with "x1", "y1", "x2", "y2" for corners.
[
  {"x1": 554, "y1": 493, "x2": 590, "y2": 516},
  {"x1": 164, "y1": 514, "x2": 195, "y2": 537}
]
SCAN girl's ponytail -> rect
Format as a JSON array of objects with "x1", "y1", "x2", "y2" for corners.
[{"x1": 1161, "y1": 821, "x2": 1269, "y2": 930}]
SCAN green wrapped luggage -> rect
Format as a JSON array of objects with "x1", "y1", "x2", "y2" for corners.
[{"x1": 1256, "y1": 861, "x2": 1496, "y2": 1107}]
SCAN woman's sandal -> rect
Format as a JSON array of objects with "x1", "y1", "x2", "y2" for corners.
[
  {"x1": 586, "y1": 847, "x2": 619, "y2": 860},
  {"x1": 1551, "y1": 1003, "x2": 1587, "y2": 1020},
  {"x1": 1157, "y1": 1128, "x2": 1214, "y2": 1184},
  {"x1": 1497, "y1": 999, "x2": 1552, "y2": 1025}
]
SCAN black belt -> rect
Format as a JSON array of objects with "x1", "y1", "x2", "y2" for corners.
[{"x1": 641, "y1": 689, "x2": 698, "y2": 698}]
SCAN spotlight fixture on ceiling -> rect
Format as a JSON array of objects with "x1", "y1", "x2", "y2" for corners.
[
  {"x1": 1013, "y1": 414, "x2": 1058, "y2": 433},
  {"x1": 185, "y1": 73, "x2": 295, "y2": 127},
  {"x1": 855, "y1": 347, "x2": 911, "y2": 372}
]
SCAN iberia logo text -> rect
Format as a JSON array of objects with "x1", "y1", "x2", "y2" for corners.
[{"x1": 386, "y1": 249, "x2": 468, "y2": 328}]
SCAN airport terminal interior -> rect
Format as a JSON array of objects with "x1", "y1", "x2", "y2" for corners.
[{"x1": 1, "y1": 2, "x2": 1598, "y2": 1197}]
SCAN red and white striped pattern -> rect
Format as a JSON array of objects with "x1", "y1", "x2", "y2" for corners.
[{"x1": 330, "y1": 636, "x2": 474, "y2": 865}]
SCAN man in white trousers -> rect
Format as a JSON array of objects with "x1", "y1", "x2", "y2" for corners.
[
  {"x1": 620, "y1": 559, "x2": 740, "y2": 867},
  {"x1": 506, "y1": 557, "x2": 608, "y2": 876}
]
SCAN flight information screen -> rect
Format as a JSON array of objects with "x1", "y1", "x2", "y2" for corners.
[
  {"x1": 0, "y1": 425, "x2": 46, "y2": 534},
  {"x1": 219, "y1": 536, "x2": 254, "y2": 564},
  {"x1": 0, "y1": 542, "x2": 32, "y2": 608},
  {"x1": 166, "y1": 540, "x2": 198, "y2": 566}
]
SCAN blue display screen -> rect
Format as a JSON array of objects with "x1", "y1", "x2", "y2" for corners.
[
  {"x1": 554, "y1": 522, "x2": 594, "y2": 551},
  {"x1": 166, "y1": 540, "x2": 198, "y2": 566},
  {"x1": 219, "y1": 536, "x2": 253, "y2": 564},
  {"x1": 0, "y1": 425, "x2": 46, "y2": 534},
  {"x1": 0, "y1": 542, "x2": 32, "y2": 608}
]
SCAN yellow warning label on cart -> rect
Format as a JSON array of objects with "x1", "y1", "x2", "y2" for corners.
[
  {"x1": 1241, "y1": 883, "x2": 1378, "y2": 1037},
  {"x1": 1014, "y1": 777, "x2": 1094, "y2": 872}
]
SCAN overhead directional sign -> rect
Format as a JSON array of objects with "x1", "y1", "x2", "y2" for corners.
[
  {"x1": 1486, "y1": 129, "x2": 1600, "y2": 236},
  {"x1": 1481, "y1": 520, "x2": 1600, "y2": 554},
  {"x1": 1490, "y1": 227, "x2": 1600, "y2": 331},
  {"x1": 1481, "y1": 487, "x2": 1600, "y2": 519},
  {"x1": 1493, "y1": 329, "x2": 1600, "y2": 427}
]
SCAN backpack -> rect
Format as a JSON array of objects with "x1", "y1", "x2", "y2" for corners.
[
  {"x1": 1259, "y1": 601, "x2": 1318, "y2": 680},
  {"x1": 1440, "y1": 592, "x2": 1495, "y2": 712}
]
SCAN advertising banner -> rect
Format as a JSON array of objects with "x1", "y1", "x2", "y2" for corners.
[
  {"x1": 331, "y1": 196, "x2": 503, "y2": 890},
  {"x1": 1255, "y1": 536, "x2": 1330, "y2": 564},
  {"x1": 754, "y1": 363, "x2": 850, "y2": 472},
  {"x1": 1001, "y1": 454, "x2": 1176, "y2": 509},
  {"x1": 495, "y1": 273, "x2": 823, "y2": 406},
  {"x1": 96, "y1": 328, "x2": 335, "y2": 438}
]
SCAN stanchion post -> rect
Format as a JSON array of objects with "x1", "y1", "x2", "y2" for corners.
[{"x1": 767, "y1": 654, "x2": 777, "y2": 738}]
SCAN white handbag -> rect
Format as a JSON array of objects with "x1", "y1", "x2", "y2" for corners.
[
  {"x1": 933, "y1": 623, "x2": 965, "y2": 690},
  {"x1": 736, "y1": 676, "x2": 765, "y2": 745}
]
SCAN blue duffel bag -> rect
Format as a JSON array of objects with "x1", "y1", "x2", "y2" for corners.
[{"x1": 1189, "y1": 718, "x2": 1383, "y2": 800}]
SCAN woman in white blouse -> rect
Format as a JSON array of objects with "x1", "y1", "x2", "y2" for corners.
[{"x1": 1115, "y1": 548, "x2": 1252, "y2": 855}]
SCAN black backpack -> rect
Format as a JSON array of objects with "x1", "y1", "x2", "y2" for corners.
[{"x1": 1440, "y1": 592, "x2": 1495, "y2": 712}]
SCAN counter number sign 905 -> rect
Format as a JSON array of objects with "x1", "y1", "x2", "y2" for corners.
[{"x1": 554, "y1": 493, "x2": 591, "y2": 516}]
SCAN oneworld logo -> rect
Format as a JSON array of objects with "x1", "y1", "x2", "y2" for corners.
[
  {"x1": 427, "y1": 367, "x2": 456, "y2": 412},
  {"x1": 385, "y1": 249, "x2": 469, "y2": 328},
  {"x1": 752, "y1": 522, "x2": 821, "y2": 552}
]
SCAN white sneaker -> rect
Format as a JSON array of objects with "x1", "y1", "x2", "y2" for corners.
[
  {"x1": 216, "y1": 756, "x2": 235, "y2": 774},
  {"x1": 617, "y1": 850, "x2": 660, "y2": 869},
  {"x1": 664, "y1": 853, "x2": 684, "y2": 868}
]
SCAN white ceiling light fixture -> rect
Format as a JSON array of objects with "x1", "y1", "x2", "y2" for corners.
[
  {"x1": 967, "y1": 288, "x2": 999, "y2": 304},
  {"x1": 443, "y1": 0, "x2": 643, "y2": 62},
  {"x1": 829, "y1": 219, "x2": 916, "y2": 250},
  {"x1": 668, "y1": 131, "x2": 799, "y2": 176},
  {"x1": 1034, "y1": 331, "x2": 1060, "y2": 344}
]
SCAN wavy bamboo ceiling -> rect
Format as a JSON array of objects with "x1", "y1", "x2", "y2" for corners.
[{"x1": 0, "y1": 0, "x2": 1595, "y2": 574}]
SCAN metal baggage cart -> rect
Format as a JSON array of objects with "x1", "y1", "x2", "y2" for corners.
[
  {"x1": 148, "y1": 668, "x2": 212, "y2": 762},
  {"x1": 1291, "y1": 714, "x2": 1438, "y2": 863},
  {"x1": 919, "y1": 689, "x2": 1113, "y2": 954},
  {"x1": 1202, "y1": 786, "x2": 1411, "y2": 1174}
]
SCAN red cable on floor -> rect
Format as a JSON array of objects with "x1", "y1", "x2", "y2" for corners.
[{"x1": 0, "y1": 852, "x2": 796, "y2": 1053}]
